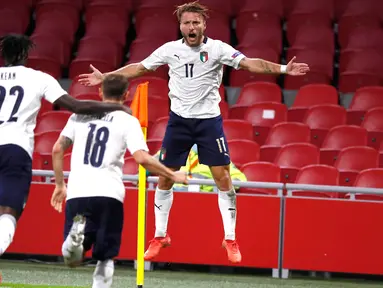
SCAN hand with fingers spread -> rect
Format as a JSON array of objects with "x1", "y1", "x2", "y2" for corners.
[
  {"x1": 286, "y1": 56, "x2": 310, "y2": 76},
  {"x1": 51, "y1": 185, "x2": 67, "y2": 213},
  {"x1": 77, "y1": 65, "x2": 104, "y2": 86}
]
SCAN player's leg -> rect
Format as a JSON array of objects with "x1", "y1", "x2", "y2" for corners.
[
  {"x1": 0, "y1": 144, "x2": 32, "y2": 256},
  {"x1": 62, "y1": 198, "x2": 94, "y2": 267},
  {"x1": 91, "y1": 197, "x2": 123, "y2": 288},
  {"x1": 196, "y1": 116, "x2": 242, "y2": 263},
  {"x1": 144, "y1": 112, "x2": 193, "y2": 260}
]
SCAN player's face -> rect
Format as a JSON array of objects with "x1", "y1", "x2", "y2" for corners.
[{"x1": 180, "y1": 12, "x2": 206, "y2": 47}]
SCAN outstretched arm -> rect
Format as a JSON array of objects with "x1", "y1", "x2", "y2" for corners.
[
  {"x1": 239, "y1": 56, "x2": 310, "y2": 75},
  {"x1": 54, "y1": 94, "x2": 132, "y2": 115}
]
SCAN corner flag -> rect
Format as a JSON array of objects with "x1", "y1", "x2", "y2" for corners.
[{"x1": 130, "y1": 82, "x2": 149, "y2": 288}]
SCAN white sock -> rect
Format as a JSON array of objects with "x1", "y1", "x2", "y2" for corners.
[
  {"x1": 218, "y1": 188, "x2": 237, "y2": 241},
  {"x1": 0, "y1": 214, "x2": 16, "y2": 256},
  {"x1": 92, "y1": 259, "x2": 114, "y2": 288},
  {"x1": 61, "y1": 235, "x2": 84, "y2": 266},
  {"x1": 154, "y1": 187, "x2": 173, "y2": 238}
]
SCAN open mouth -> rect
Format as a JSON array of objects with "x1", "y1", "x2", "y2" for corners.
[{"x1": 188, "y1": 33, "x2": 197, "y2": 40}]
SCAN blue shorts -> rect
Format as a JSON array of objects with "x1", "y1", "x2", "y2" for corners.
[
  {"x1": 0, "y1": 144, "x2": 32, "y2": 216},
  {"x1": 64, "y1": 196, "x2": 124, "y2": 261},
  {"x1": 160, "y1": 111, "x2": 230, "y2": 167}
]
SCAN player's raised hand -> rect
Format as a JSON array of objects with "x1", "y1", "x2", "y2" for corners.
[
  {"x1": 172, "y1": 171, "x2": 188, "y2": 185},
  {"x1": 286, "y1": 56, "x2": 310, "y2": 76},
  {"x1": 51, "y1": 185, "x2": 67, "y2": 213},
  {"x1": 78, "y1": 65, "x2": 104, "y2": 86}
]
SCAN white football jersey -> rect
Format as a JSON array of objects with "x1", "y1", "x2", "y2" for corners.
[
  {"x1": 61, "y1": 111, "x2": 149, "y2": 203},
  {"x1": 0, "y1": 66, "x2": 66, "y2": 157},
  {"x1": 141, "y1": 37, "x2": 245, "y2": 119}
]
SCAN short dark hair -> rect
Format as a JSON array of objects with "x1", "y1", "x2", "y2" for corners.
[
  {"x1": 0, "y1": 34, "x2": 34, "y2": 66},
  {"x1": 174, "y1": 1, "x2": 209, "y2": 22},
  {"x1": 101, "y1": 74, "x2": 129, "y2": 101}
]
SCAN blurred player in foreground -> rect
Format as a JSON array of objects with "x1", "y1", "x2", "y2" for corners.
[
  {"x1": 50, "y1": 74, "x2": 187, "y2": 288},
  {"x1": 0, "y1": 34, "x2": 132, "y2": 257},
  {"x1": 78, "y1": 1, "x2": 309, "y2": 263}
]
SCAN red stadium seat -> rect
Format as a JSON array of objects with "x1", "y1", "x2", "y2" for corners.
[
  {"x1": 338, "y1": 72, "x2": 382, "y2": 94},
  {"x1": 134, "y1": 9, "x2": 179, "y2": 42},
  {"x1": 339, "y1": 50, "x2": 383, "y2": 76},
  {"x1": 288, "y1": 84, "x2": 338, "y2": 122},
  {"x1": 286, "y1": 0, "x2": 334, "y2": 20},
  {"x1": 219, "y1": 101, "x2": 229, "y2": 119},
  {"x1": 361, "y1": 107, "x2": 383, "y2": 149},
  {"x1": 227, "y1": 140, "x2": 260, "y2": 168},
  {"x1": 62, "y1": 153, "x2": 71, "y2": 173},
  {"x1": 204, "y1": 15, "x2": 230, "y2": 43},
  {"x1": 291, "y1": 164, "x2": 339, "y2": 198},
  {"x1": 229, "y1": 82, "x2": 282, "y2": 119},
  {"x1": 320, "y1": 125, "x2": 368, "y2": 165},
  {"x1": 35, "y1": 131, "x2": 71, "y2": 169},
  {"x1": 284, "y1": 49, "x2": 333, "y2": 90},
  {"x1": 347, "y1": 86, "x2": 383, "y2": 125},
  {"x1": 148, "y1": 98, "x2": 169, "y2": 126},
  {"x1": 123, "y1": 156, "x2": 138, "y2": 187},
  {"x1": 223, "y1": 119, "x2": 254, "y2": 141},
  {"x1": 0, "y1": 9, "x2": 29, "y2": 36},
  {"x1": 345, "y1": 168, "x2": 383, "y2": 201},
  {"x1": 338, "y1": 15, "x2": 381, "y2": 49},
  {"x1": 235, "y1": 14, "x2": 282, "y2": 54},
  {"x1": 29, "y1": 33, "x2": 71, "y2": 66},
  {"x1": 229, "y1": 48, "x2": 279, "y2": 86},
  {"x1": 303, "y1": 105, "x2": 347, "y2": 147},
  {"x1": 35, "y1": 111, "x2": 71, "y2": 135},
  {"x1": 197, "y1": 0, "x2": 232, "y2": 17},
  {"x1": 335, "y1": 0, "x2": 381, "y2": 19},
  {"x1": 274, "y1": 143, "x2": 320, "y2": 183},
  {"x1": 260, "y1": 122, "x2": 310, "y2": 162},
  {"x1": 127, "y1": 77, "x2": 168, "y2": 101},
  {"x1": 335, "y1": 146, "x2": 379, "y2": 187},
  {"x1": 287, "y1": 17, "x2": 333, "y2": 51},
  {"x1": 243, "y1": 102, "x2": 288, "y2": 145},
  {"x1": 146, "y1": 139, "x2": 163, "y2": 155},
  {"x1": 148, "y1": 116, "x2": 169, "y2": 140},
  {"x1": 343, "y1": 26, "x2": 383, "y2": 51},
  {"x1": 26, "y1": 57, "x2": 62, "y2": 79},
  {"x1": 84, "y1": 9, "x2": 129, "y2": 47},
  {"x1": 69, "y1": 76, "x2": 101, "y2": 97},
  {"x1": 32, "y1": 152, "x2": 44, "y2": 182},
  {"x1": 37, "y1": 99, "x2": 55, "y2": 118},
  {"x1": 234, "y1": 0, "x2": 283, "y2": 18},
  {"x1": 240, "y1": 162, "x2": 281, "y2": 195},
  {"x1": 34, "y1": 7, "x2": 79, "y2": 45}
]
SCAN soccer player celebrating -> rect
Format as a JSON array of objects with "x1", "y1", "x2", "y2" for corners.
[
  {"x1": 50, "y1": 74, "x2": 187, "y2": 288},
  {"x1": 0, "y1": 34, "x2": 133, "y2": 257},
  {"x1": 78, "y1": 1, "x2": 309, "y2": 263}
]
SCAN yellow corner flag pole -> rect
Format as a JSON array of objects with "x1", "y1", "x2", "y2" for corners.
[{"x1": 130, "y1": 82, "x2": 149, "y2": 288}]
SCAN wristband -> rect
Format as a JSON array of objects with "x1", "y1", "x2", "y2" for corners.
[{"x1": 280, "y1": 65, "x2": 287, "y2": 74}]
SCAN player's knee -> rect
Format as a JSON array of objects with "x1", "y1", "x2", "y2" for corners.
[
  {"x1": 158, "y1": 175, "x2": 174, "y2": 190},
  {"x1": 213, "y1": 169, "x2": 232, "y2": 191},
  {"x1": 93, "y1": 259, "x2": 114, "y2": 287}
]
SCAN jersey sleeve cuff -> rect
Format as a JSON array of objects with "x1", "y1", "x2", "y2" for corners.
[{"x1": 232, "y1": 54, "x2": 246, "y2": 70}]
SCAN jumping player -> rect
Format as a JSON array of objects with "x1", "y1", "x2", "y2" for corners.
[
  {"x1": 50, "y1": 74, "x2": 187, "y2": 288},
  {"x1": 0, "y1": 34, "x2": 132, "y2": 257},
  {"x1": 78, "y1": 1, "x2": 310, "y2": 263}
]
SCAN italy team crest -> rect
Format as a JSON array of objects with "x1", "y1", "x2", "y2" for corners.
[{"x1": 200, "y1": 51, "x2": 208, "y2": 63}]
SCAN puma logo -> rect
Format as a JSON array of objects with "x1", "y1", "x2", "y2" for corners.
[
  {"x1": 155, "y1": 203, "x2": 162, "y2": 210},
  {"x1": 174, "y1": 54, "x2": 180, "y2": 60}
]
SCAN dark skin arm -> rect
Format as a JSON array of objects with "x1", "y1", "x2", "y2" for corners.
[{"x1": 54, "y1": 94, "x2": 132, "y2": 115}]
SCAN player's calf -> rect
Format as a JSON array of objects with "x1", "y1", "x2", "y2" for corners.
[
  {"x1": 62, "y1": 215, "x2": 86, "y2": 267},
  {"x1": 0, "y1": 213, "x2": 17, "y2": 256}
]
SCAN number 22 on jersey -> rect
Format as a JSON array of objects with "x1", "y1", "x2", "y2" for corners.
[
  {"x1": 0, "y1": 85, "x2": 24, "y2": 124},
  {"x1": 84, "y1": 123, "x2": 110, "y2": 168}
]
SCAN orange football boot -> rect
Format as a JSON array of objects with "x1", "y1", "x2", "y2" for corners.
[
  {"x1": 222, "y1": 239, "x2": 242, "y2": 263},
  {"x1": 143, "y1": 234, "x2": 171, "y2": 260}
]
